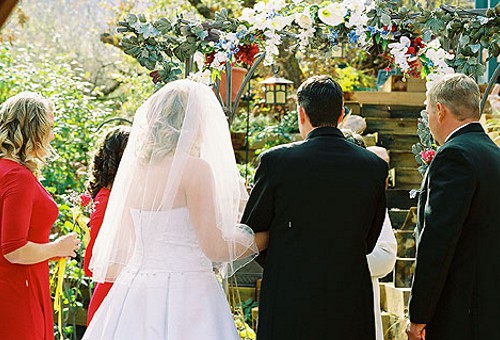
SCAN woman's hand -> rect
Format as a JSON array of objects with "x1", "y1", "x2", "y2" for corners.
[
  {"x1": 53, "y1": 232, "x2": 80, "y2": 258},
  {"x1": 4, "y1": 232, "x2": 80, "y2": 265}
]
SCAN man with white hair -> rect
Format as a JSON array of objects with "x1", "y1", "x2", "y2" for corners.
[{"x1": 407, "y1": 74, "x2": 500, "y2": 340}]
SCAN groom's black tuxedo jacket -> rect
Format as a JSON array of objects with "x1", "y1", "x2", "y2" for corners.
[
  {"x1": 242, "y1": 127, "x2": 387, "y2": 340},
  {"x1": 409, "y1": 123, "x2": 500, "y2": 340}
]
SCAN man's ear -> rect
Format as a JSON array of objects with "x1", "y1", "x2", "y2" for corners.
[
  {"x1": 436, "y1": 102, "x2": 447, "y2": 122},
  {"x1": 298, "y1": 106, "x2": 306, "y2": 124},
  {"x1": 337, "y1": 106, "x2": 346, "y2": 126}
]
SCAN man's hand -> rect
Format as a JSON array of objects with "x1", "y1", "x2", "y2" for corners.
[{"x1": 406, "y1": 322, "x2": 426, "y2": 340}]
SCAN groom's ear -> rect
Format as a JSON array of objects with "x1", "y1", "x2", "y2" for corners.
[{"x1": 298, "y1": 106, "x2": 307, "y2": 125}]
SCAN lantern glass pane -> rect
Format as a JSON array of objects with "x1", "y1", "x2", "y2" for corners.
[
  {"x1": 276, "y1": 91, "x2": 286, "y2": 104},
  {"x1": 266, "y1": 91, "x2": 275, "y2": 104}
]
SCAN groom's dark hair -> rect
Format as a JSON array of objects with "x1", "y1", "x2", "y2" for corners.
[{"x1": 297, "y1": 75, "x2": 343, "y2": 127}]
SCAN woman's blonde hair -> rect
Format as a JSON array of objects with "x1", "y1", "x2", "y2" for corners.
[{"x1": 0, "y1": 92, "x2": 54, "y2": 175}]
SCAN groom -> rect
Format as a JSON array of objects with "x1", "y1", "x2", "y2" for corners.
[{"x1": 242, "y1": 75, "x2": 388, "y2": 339}]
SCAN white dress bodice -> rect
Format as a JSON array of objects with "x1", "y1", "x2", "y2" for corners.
[{"x1": 126, "y1": 207, "x2": 212, "y2": 273}]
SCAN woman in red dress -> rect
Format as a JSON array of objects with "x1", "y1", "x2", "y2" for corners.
[
  {"x1": 83, "y1": 126, "x2": 129, "y2": 325},
  {"x1": 0, "y1": 92, "x2": 80, "y2": 340}
]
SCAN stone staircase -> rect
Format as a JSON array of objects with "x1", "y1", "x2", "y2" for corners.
[{"x1": 347, "y1": 91, "x2": 426, "y2": 339}]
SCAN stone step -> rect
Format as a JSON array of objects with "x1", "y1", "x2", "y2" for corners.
[
  {"x1": 365, "y1": 117, "x2": 418, "y2": 135},
  {"x1": 378, "y1": 134, "x2": 420, "y2": 151},
  {"x1": 386, "y1": 189, "x2": 418, "y2": 209},
  {"x1": 394, "y1": 167, "x2": 422, "y2": 190},
  {"x1": 389, "y1": 150, "x2": 417, "y2": 169},
  {"x1": 379, "y1": 282, "x2": 405, "y2": 318}
]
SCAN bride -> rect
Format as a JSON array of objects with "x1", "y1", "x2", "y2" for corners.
[{"x1": 83, "y1": 79, "x2": 268, "y2": 339}]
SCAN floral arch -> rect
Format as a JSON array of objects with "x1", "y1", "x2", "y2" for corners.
[{"x1": 117, "y1": 0, "x2": 499, "y2": 171}]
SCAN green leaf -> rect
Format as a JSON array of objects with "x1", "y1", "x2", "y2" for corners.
[
  {"x1": 422, "y1": 30, "x2": 432, "y2": 43},
  {"x1": 426, "y1": 18, "x2": 445, "y2": 31},
  {"x1": 154, "y1": 18, "x2": 172, "y2": 34},
  {"x1": 469, "y1": 44, "x2": 481, "y2": 54},
  {"x1": 380, "y1": 13, "x2": 391, "y2": 26},
  {"x1": 125, "y1": 14, "x2": 138, "y2": 26},
  {"x1": 459, "y1": 34, "x2": 470, "y2": 46}
]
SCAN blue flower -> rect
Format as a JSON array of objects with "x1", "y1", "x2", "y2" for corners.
[
  {"x1": 328, "y1": 29, "x2": 339, "y2": 45},
  {"x1": 367, "y1": 26, "x2": 377, "y2": 36},
  {"x1": 348, "y1": 30, "x2": 359, "y2": 45}
]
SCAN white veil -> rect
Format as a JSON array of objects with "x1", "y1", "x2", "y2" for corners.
[{"x1": 89, "y1": 79, "x2": 258, "y2": 282}]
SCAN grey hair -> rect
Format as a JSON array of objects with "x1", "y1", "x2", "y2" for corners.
[{"x1": 427, "y1": 73, "x2": 480, "y2": 120}]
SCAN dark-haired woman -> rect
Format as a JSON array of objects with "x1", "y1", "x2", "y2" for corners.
[{"x1": 83, "y1": 126, "x2": 129, "y2": 325}]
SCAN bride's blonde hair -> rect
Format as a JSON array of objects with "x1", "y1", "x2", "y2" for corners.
[
  {"x1": 138, "y1": 85, "x2": 189, "y2": 162},
  {"x1": 0, "y1": 92, "x2": 54, "y2": 175}
]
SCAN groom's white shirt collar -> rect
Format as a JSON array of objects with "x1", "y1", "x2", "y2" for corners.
[{"x1": 444, "y1": 121, "x2": 480, "y2": 143}]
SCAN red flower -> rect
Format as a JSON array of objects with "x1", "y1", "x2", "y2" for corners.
[
  {"x1": 205, "y1": 51, "x2": 216, "y2": 66},
  {"x1": 407, "y1": 46, "x2": 415, "y2": 55},
  {"x1": 421, "y1": 149, "x2": 436, "y2": 164},
  {"x1": 80, "y1": 193, "x2": 92, "y2": 207},
  {"x1": 235, "y1": 43, "x2": 259, "y2": 66},
  {"x1": 149, "y1": 70, "x2": 162, "y2": 84}
]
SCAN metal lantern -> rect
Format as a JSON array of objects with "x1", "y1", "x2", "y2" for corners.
[{"x1": 260, "y1": 76, "x2": 293, "y2": 105}]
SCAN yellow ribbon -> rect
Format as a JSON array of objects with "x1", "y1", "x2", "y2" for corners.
[
  {"x1": 51, "y1": 205, "x2": 91, "y2": 339},
  {"x1": 51, "y1": 257, "x2": 66, "y2": 339}
]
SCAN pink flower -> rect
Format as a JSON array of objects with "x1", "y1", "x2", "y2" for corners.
[
  {"x1": 421, "y1": 149, "x2": 436, "y2": 164},
  {"x1": 80, "y1": 193, "x2": 92, "y2": 207}
]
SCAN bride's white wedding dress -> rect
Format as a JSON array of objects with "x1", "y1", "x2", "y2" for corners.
[{"x1": 83, "y1": 208, "x2": 239, "y2": 340}]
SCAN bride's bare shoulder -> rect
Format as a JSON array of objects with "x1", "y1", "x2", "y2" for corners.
[{"x1": 185, "y1": 157, "x2": 213, "y2": 178}]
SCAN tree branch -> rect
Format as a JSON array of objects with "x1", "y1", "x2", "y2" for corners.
[{"x1": 186, "y1": 0, "x2": 214, "y2": 19}]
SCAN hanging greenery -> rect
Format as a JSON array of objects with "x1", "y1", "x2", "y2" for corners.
[{"x1": 116, "y1": 0, "x2": 499, "y2": 87}]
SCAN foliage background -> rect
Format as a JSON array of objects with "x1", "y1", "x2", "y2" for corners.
[{"x1": 0, "y1": 0, "x2": 487, "y2": 338}]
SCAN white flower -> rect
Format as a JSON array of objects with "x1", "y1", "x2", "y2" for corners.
[
  {"x1": 318, "y1": 2, "x2": 347, "y2": 27},
  {"x1": 251, "y1": 13, "x2": 268, "y2": 30},
  {"x1": 297, "y1": 27, "x2": 315, "y2": 50},
  {"x1": 193, "y1": 51, "x2": 205, "y2": 70},
  {"x1": 254, "y1": 1, "x2": 266, "y2": 12},
  {"x1": 346, "y1": 12, "x2": 369, "y2": 29},
  {"x1": 388, "y1": 36, "x2": 412, "y2": 72},
  {"x1": 388, "y1": 36, "x2": 411, "y2": 53},
  {"x1": 266, "y1": 0, "x2": 287, "y2": 12},
  {"x1": 349, "y1": 0, "x2": 367, "y2": 14},
  {"x1": 292, "y1": 0, "x2": 303, "y2": 4},
  {"x1": 225, "y1": 32, "x2": 239, "y2": 43},
  {"x1": 270, "y1": 15, "x2": 295, "y2": 31},
  {"x1": 239, "y1": 8, "x2": 256, "y2": 23},
  {"x1": 427, "y1": 38, "x2": 441, "y2": 49},
  {"x1": 295, "y1": 7, "x2": 313, "y2": 29},
  {"x1": 210, "y1": 51, "x2": 229, "y2": 71},
  {"x1": 188, "y1": 69, "x2": 212, "y2": 85}
]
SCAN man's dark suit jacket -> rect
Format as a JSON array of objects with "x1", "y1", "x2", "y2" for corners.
[
  {"x1": 241, "y1": 127, "x2": 388, "y2": 340},
  {"x1": 409, "y1": 123, "x2": 500, "y2": 340}
]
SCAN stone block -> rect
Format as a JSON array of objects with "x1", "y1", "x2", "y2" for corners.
[{"x1": 379, "y1": 282, "x2": 405, "y2": 318}]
